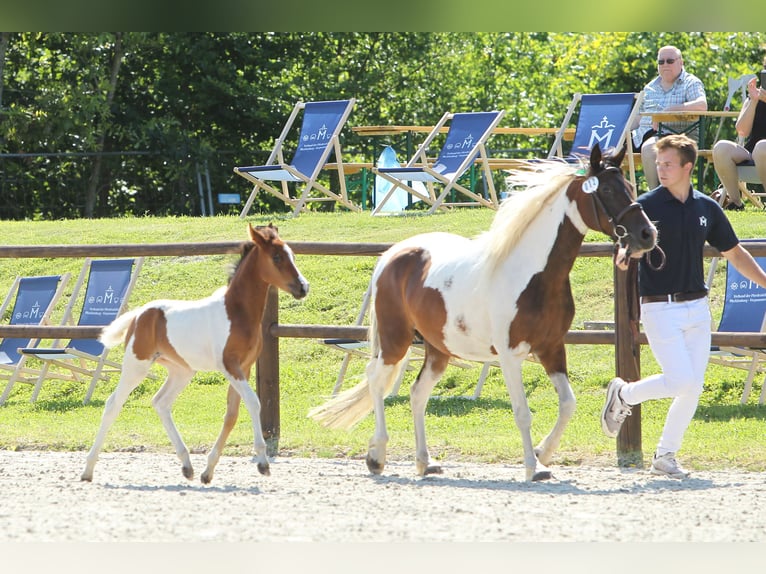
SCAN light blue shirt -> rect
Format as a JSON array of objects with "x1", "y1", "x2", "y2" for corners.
[{"x1": 632, "y1": 69, "x2": 707, "y2": 148}]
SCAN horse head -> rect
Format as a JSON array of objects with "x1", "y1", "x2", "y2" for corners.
[
  {"x1": 579, "y1": 144, "x2": 657, "y2": 268},
  {"x1": 247, "y1": 223, "x2": 309, "y2": 299}
]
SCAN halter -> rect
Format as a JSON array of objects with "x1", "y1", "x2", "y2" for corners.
[
  {"x1": 586, "y1": 166, "x2": 643, "y2": 240},
  {"x1": 586, "y1": 166, "x2": 667, "y2": 271}
]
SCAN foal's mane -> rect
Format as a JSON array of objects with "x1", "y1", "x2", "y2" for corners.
[{"x1": 479, "y1": 160, "x2": 581, "y2": 274}]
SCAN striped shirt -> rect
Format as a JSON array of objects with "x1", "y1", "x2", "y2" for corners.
[{"x1": 632, "y1": 69, "x2": 707, "y2": 148}]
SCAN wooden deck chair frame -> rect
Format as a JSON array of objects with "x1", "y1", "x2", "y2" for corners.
[
  {"x1": 706, "y1": 247, "x2": 766, "y2": 404},
  {"x1": 548, "y1": 92, "x2": 643, "y2": 190},
  {"x1": 323, "y1": 277, "x2": 491, "y2": 399},
  {"x1": 0, "y1": 274, "x2": 71, "y2": 405},
  {"x1": 371, "y1": 110, "x2": 506, "y2": 215},
  {"x1": 235, "y1": 99, "x2": 359, "y2": 218},
  {"x1": 20, "y1": 258, "x2": 146, "y2": 404}
]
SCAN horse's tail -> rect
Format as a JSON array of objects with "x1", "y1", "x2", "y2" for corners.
[
  {"x1": 99, "y1": 308, "x2": 141, "y2": 349},
  {"x1": 308, "y1": 302, "x2": 404, "y2": 430}
]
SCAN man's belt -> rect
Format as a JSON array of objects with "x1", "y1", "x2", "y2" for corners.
[{"x1": 640, "y1": 290, "x2": 708, "y2": 304}]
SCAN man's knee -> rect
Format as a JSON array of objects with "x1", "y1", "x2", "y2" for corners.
[{"x1": 667, "y1": 374, "x2": 703, "y2": 398}]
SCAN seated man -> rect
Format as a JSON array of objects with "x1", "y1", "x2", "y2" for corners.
[
  {"x1": 712, "y1": 63, "x2": 766, "y2": 211},
  {"x1": 632, "y1": 45, "x2": 707, "y2": 190}
]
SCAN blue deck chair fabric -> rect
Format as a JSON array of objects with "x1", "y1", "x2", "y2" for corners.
[
  {"x1": 708, "y1": 251, "x2": 766, "y2": 403},
  {"x1": 0, "y1": 275, "x2": 69, "y2": 405},
  {"x1": 548, "y1": 93, "x2": 642, "y2": 188},
  {"x1": 235, "y1": 99, "x2": 359, "y2": 217},
  {"x1": 372, "y1": 110, "x2": 506, "y2": 215},
  {"x1": 20, "y1": 258, "x2": 145, "y2": 404}
]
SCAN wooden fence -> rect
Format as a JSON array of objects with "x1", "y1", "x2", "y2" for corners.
[{"x1": 2, "y1": 241, "x2": 766, "y2": 464}]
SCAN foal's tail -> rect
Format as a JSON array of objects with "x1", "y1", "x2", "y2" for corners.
[
  {"x1": 99, "y1": 308, "x2": 141, "y2": 349},
  {"x1": 308, "y1": 310, "x2": 404, "y2": 430}
]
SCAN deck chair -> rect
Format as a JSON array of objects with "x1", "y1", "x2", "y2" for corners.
[
  {"x1": 371, "y1": 110, "x2": 506, "y2": 215},
  {"x1": 707, "y1": 250, "x2": 766, "y2": 404},
  {"x1": 20, "y1": 258, "x2": 144, "y2": 404},
  {"x1": 235, "y1": 99, "x2": 359, "y2": 217},
  {"x1": 548, "y1": 92, "x2": 643, "y2": 189},
  {"x1": 0, "y1": 274, "x2": 70, "y2": 405}
]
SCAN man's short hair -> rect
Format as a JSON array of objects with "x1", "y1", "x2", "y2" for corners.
[{"x1": 654, "y1": 134, "x2": 698, "y2": 166}]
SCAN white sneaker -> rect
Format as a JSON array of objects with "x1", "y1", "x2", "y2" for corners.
[
  {"x1": 601, "y1": 377, "x2": 632, "y2": 438},
  {"x1": 650, "y1": 452, "x2": 690, "y2": 479}
]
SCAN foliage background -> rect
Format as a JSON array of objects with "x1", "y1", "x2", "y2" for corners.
[{"x1": 1, "y1": 32, "x2": 764, "y2": 219}]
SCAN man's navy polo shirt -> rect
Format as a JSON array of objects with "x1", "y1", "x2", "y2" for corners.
[{"x1": 637, "y1": 186, "x2": 739, "y2": 296}]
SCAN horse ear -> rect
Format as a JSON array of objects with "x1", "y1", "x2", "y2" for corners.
[
  {"x1": 589, "y1": 143, "x2": 603, "y2": 171},
  {"x1": 248, "y1": 223, "x2": 268, "y2": 246},
  {"x1": 611, "y1": 142, "x2": 627, "y2": 168}
]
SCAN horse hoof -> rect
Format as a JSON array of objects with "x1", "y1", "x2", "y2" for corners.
[
  {"x1": 200, "y1": 471, "x2": 212, "y2": 485},
  {"x1": 424, "y1": 465, "x2": 443, "y2": 476},
  {"x1": 257, "y1": 462, "x2": 270, "y2": 476},
  {"x1": 532, "y1": 469, "x2": 553, "y2": 481},
  {"x1": 416, "y1": 459, "x2": 442, "y2": 476},
  {"x1": 366, "y1": 454, "x2": 384, "y2": 475},
  {"x1": 80, "y1": 473, "x2": 92, "y2": 482},
  {"x1": 182, "y1": 466, "x2": 194, "y2": 480}
]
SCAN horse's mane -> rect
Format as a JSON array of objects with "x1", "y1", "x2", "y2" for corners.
[
  {"x1": 478, "y1": 159, "x2": 581, "y2": 274},
  {"x1": 228, "y1": 242, "x2": 256, "y2": 284}
]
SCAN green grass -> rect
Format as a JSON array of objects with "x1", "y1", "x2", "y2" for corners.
[{"x1": 1, "y1": 208, "x2": 766, "y2": 472}]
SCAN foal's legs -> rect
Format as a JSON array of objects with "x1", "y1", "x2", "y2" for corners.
[
  {"x1": 534, "y1": 345, "x2": 576, "y2": 466},
  {"x1": 201, "y1": 384, "x2": 241, "y2": 484},
  {"x1": 410, "y1": 346, "x2": 449, "y2": 476},
  {"x1": 81, "y1": 357, "x2": 153, "y2": 482},
  {"x1": 151, "y1": 365, "x2": 196, "y2": 479},
  {"x1": 224, "y1": 373, "x2": 270, "y2": 477}
]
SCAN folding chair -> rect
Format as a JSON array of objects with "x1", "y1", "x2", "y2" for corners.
[
  {"x1": 372, "y1": 110, "x2": 506, "y2": 215},
  {"x1": 235, "y1": 99, "x2": 359, "y2": 217},
  {"x1": 0, "y1": 274, "x2": 70, "y2": 405},
  {"x1": 20, "y1": 258, "x2": 144, "y2": 404},
  {"x1": 707, "y1": 250, "x2": 766, "y2": 404},
  {"x1": 548, "y1": 92, "x2": 643, "y2": 189}
]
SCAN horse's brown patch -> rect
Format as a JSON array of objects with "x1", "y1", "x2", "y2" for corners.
[
  {"x1": 374, "y1": 246, "x2": 449, "y2": 365},
  {"x1": 130, "y1": 307, "x2": 191, "y2": 369}
]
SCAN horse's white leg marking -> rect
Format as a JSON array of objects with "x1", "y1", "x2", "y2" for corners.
[
  {"x1": 410, "y1": 358, "x2": 447, "y2": 476},
  {"x1": 365, "y1": 357, "x2": 398, "y2": 474},
  {"x1": 535, "y1": 371, "x2": 576, "y2": 465},
  {"x1": 226, "y1": 377, "x2": 270, "y2": 476},
  {"x1": 499, "y1": 351, "x2": 551, "y2": 481},
  {"x1": 151, "y1": 366, "x2": 195, "y2": 479},
  {"x1": 81, "y1": 356, "x2": 153, "y2": 482}
]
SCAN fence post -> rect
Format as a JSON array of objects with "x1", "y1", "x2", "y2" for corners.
[
  {"x1": 256, "y1": 285, "x2": 280, "y2": 456},
  {"x1": 614, "y1": 260, "x2": 643, "y2": 466}
]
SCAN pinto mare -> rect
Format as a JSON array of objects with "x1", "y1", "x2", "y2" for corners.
[
  {"x1": 80, "y1": 224, "x2": 309, "y2": 483},
  {"x1": 309, "y1": 145, "x2": 657, "y2": 481}
]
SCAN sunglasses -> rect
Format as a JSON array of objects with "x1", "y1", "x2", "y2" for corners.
[{"x1": 657, "y1": 58, "x2": 678, "y2": 65}]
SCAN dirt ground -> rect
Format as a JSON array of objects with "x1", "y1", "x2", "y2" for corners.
[{"x1": 2, "y1": 449, "x2": 766, "y2": 544}]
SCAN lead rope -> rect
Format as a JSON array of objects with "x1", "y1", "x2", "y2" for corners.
[{"x1": 644, "y1": 245, "x2": 667, "y2": 271}]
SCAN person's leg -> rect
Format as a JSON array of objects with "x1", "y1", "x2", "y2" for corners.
[
  {"x1": 652, "y1": 299, "x2": 711, "y2": 455},
  {"x1": 713, "y1": 139, "x2": 750, "y2": 206},
  {"x1": 751, "y1": 139, "x2": 766, "y2": 189},
  {"x1": 641, "y1": 136, "x2": 659, "y2": 189}
]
